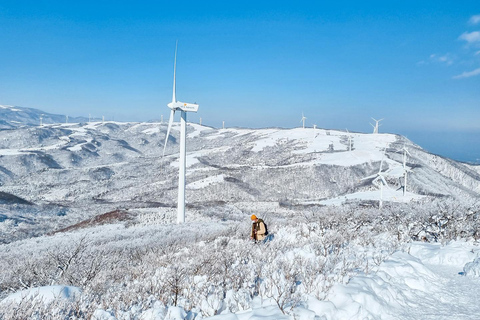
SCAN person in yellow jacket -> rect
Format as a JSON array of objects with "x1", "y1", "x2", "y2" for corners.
[{"x1": 250, "y1": 214, "x2": 267, "y2": 242}]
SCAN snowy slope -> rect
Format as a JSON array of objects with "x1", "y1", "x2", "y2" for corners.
[
  {"x1": 1, "y1": 110, "x2": 480, "y2": 319},
  {"x1": 0, "y1": 104, "x2": 90, "y2": 129},
  {"x1": 0, "y1": 120, "x2": 479, "y2": 243},
  {"x1": 201, "y1": 241, "x2": 480, "y2": 320}
]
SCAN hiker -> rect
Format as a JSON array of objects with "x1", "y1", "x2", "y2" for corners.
[{"x1": 250, "y1": 214, "x2": 267, "y2": 242}]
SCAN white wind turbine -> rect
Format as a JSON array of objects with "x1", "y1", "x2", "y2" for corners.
[
  {"x1": 39, "y1": 114, "x2": 44, "y2": 126},
  {"x1": 346, "y1": 128, "x2": 352, "y2": 151},
  {"x1": 300, "y1": 112, "x2": 307, "y2": 129},
  {"x1": 362, "y1": 146, "x2": 388, "y2": 208},
  {"x1": 400, "y1": 145, "x2": 412, "y2": 196},
  {"x1": 370, "y1": 118, "x2": 383, "y2": 134},
  {"x1": 163, "y1": 42, "x2": 199, "y2": 224}
]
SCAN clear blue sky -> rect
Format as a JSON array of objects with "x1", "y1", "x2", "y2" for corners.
[{"x1": 1, "y1": 1, "x2": 479, "y2": 162}]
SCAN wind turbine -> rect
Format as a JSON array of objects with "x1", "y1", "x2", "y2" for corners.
[
  {"x1": 362, "y1": 146, "x2": 388, "y2": 208},
  {"x1": 346, "y1": 129, "x2": 352, "y2": 151},
  {"x1": 400, "y1": 145, "x2": 412, "y2": 196},
  {"x1": 163, "y1": 41, "x2": 199, "y2": 224},
  {"x1": 300, "y1": 113, "x2": 307, "y2": 129},
  {"x1": 39, "y1": 114, "x2": 44, "y2": 126},
  {"x1": 370, "y1": 118, "x2": 383, "y2": 134}
]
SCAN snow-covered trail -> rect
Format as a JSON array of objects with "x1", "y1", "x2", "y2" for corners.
[
  {"x1": 309, "y1": 241, "x2": 480, "y2": 320},
  {"x1": 396, "y1": 264, "x2": 480, "y2": 320}
]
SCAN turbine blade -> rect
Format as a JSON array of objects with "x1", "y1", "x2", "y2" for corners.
[
  {"x1": 172, "y1": 41, "x2": 178, "y2": 103},
  {"x1": 361, "y1": 174, "x2": 377, "y2": 181},
  {"x1": 163, "y1": 109, "x2": 175, "y2": 156},
  {"x1": 379, "y1": 174, "x2": 388, "y2": 186},
  {"x1": 379, "y1": 148, "x2": 386, "y2": 173}
]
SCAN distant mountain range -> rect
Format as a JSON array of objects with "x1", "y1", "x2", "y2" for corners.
[{"x1": 0, "y1": 105, "x2": 92, "y2": 129}]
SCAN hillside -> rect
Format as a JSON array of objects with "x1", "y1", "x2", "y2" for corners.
[
  {"x1": 1, "y1": 107, "x2": 480, "y2": 319},
  {"x1": 0, "y1": 116, "x2": 479, "y2": 243},
  {"x1": 0, "y1": 105, "x2": 91, "y2": 129}
]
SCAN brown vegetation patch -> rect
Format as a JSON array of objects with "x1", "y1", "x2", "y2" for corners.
[{"x1": 52, "y1": 209, "x2": 132, "y2": 234}]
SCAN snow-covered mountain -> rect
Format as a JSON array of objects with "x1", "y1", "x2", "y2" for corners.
[
  {"x1": 0, "y1": 115, "x2": 479, "y2": 243},
  {"x1": 1, "y1": 107, "x2": 480, "y2": 319},
  {"x1": 0, "y1": 105, "x2": 90, "y2": 129}
]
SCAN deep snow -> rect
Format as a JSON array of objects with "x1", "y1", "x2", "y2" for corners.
[{"x1": 5, "y1": 241, "x2": 479, "y2": 320}]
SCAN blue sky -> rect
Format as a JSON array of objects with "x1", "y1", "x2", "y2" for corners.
[{"x1": 1, "y1": 1, "x2": 479, "y2": 162}]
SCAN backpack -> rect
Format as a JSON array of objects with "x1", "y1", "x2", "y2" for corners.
[{"x1": 258, "y1": 219, "x2": 268, "y2": 236}]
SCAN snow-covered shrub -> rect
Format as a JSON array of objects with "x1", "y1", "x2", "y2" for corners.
[
  {"x1": 463, "y1": 257, "x2": 480, "y2": 278},
  {"x1": 2, "y1": 199, "x2": 480, "y2": 319}
]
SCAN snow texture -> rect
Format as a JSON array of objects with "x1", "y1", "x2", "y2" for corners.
[{"x1": 0, "y1": 106, "x2": 480, "y2": 319}]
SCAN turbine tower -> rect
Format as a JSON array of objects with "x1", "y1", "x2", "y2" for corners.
[
  {"x1": 401, "y1": 145, "x2": 412, "y2": 196},
  {"x1": 39, "y1": 114, "x2": 44, "y2": 126},
  {"x1": 163, "y1": 41, "x2": 199, "y2": 224},
  {"x1": 370, "y1": 118, "x2": 383, "y2": 134},
  {"x1": 300, "y1": 112, "x2": 307, "y2": 129}
]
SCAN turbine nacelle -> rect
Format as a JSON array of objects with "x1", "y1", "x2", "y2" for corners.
[{"x1": 167, "y1": 101, "x2": 199, "y2": 113}]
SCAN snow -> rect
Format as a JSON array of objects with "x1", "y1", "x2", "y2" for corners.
[
  {"x1": 0, "y1": 105, "x2": 21, "y2": 111},
  {"x1": 1, "y1": 117, "x2": 480, "y2": 319},
  {"x1": 1, "y1": 285, "x2": 81, "y2": 305},
  {"x1": 203, "y1": 241, "x2": 480, "y2": 320},
  {"x1": 67, "y1": 138, "x2": 93, "y2": 151},
  {"x1": 187, "y1": 174, "x2": 226, "y2": 189},
  {"x1": 188, "y1": 123, "x2": 214, "y2": 138},
  {"x1": 313, "y1": 188, "x2": 425, "y2": 206}
]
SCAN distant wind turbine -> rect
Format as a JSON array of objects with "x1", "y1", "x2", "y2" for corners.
[
  {"x1": 400, "y1": 145, "x2": 413, "y2": 196},
  {"x1": 300, "y1": 113, "x2": 307, "y2": 129},
  {"x1": 66, "y1": 115, "x2": 68, "y2": 124},
  {"x1": 39, "y1": 114, "x2": 44, "y2": 126},
  {"x1": 163, "y1": 41, "x2": 199, "y2": 224},
  {"x1": 362, "y1": 146, "x2": 388, "y2": 208},
  {"x1": 370, "y1": 118, "x2": 383, "y2": 134},
  {"x1": 346, "y1": 129, "x2": 352, "y2": 151}
]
